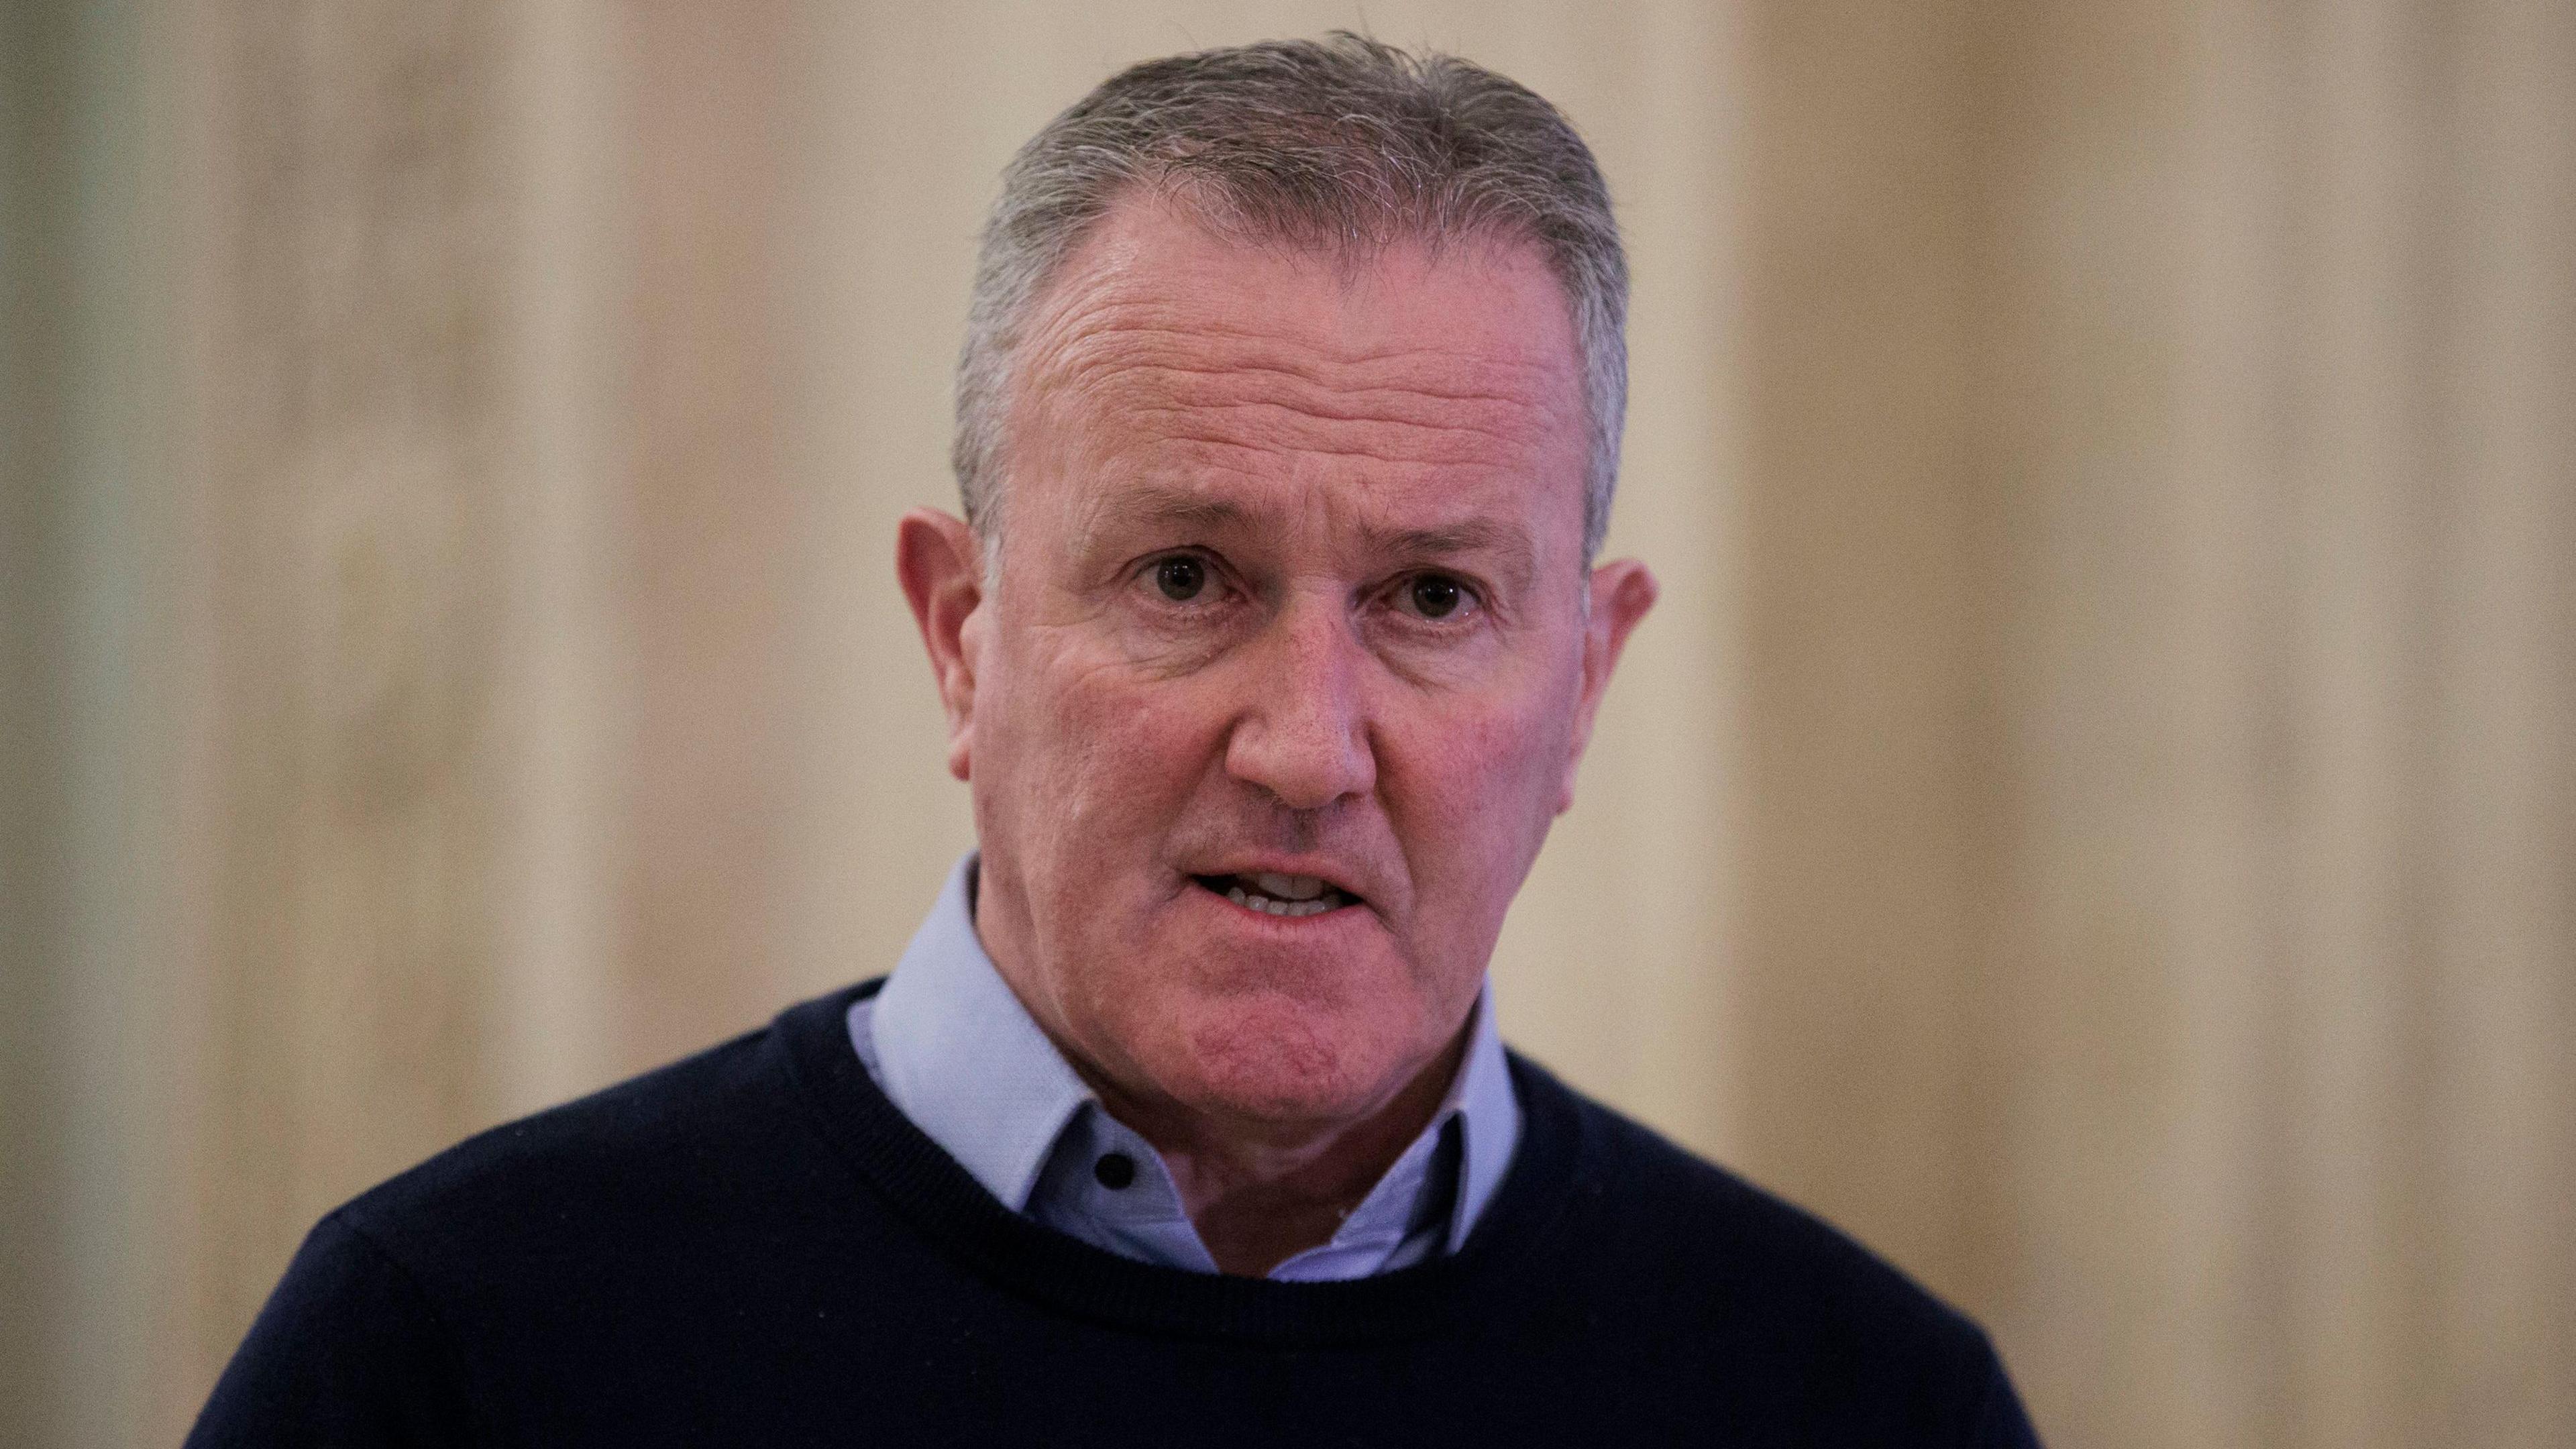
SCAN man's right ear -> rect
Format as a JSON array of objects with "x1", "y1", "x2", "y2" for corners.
[{"x1": 896, "y1": 508, "x2": 986, "y2": 782}]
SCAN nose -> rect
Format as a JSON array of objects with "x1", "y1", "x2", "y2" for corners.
[{"x1": 1223, "y1": 592, "x2": 1377, "y2": 812}]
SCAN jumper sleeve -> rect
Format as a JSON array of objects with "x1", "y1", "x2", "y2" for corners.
[{"x1": 186, "y1": 1210, "x2": 479, "y2": 1449}]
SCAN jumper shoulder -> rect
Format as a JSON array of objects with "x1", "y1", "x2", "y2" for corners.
[
  {"x1": 334, "y1": 1015, "x2": 802, "y2": 1252},
  {"x1": 1503, "y1": 1050, "x2": 2043, "y2": 1447},
  {"x1": 187, "y1": 1017, "x2": 827, "y2": 1447},
  {"x1": 186, "y1": 1210, "x2": 480, "y2": 1448}
]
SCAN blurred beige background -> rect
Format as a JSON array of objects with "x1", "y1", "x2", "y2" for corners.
[{"x1": 5, "y1": 1, "x2": 2571, "y2": 1444}]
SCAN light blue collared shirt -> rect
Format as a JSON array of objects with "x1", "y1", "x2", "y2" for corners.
[{"x1": 847, "y1": 853, "x2": 1520, "y2": 1281}]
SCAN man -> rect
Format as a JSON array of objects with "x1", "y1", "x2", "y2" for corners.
[{"x1": 194, "y1": 36, "x2": 2040, "y2": 1446}]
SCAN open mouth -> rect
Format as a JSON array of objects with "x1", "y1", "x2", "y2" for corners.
[{"x1": 1190, "y1": 871, "x2": 1361, "y2": 919}]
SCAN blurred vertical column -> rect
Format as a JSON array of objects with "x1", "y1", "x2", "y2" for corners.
[
  {"x1": 150, "y1": 0, "x2": 824, "y2": 1425},
  {"x1": 144, "y1": 0, "x2": 645, "y2": 1434},
  {"x1": 1, "y1": 13, "x2": 70, "y2": 1443},
  {"x1": 780, "y1": 0, "x2": 1001, "y2": 1036},
  {"x1": 1974, "y1": 3, "x2": 2214, "y2": 1440},
  {"x1": 1980, "y1": 0, "x2": 2576, "y2": 1444},
  {"x1": 1729, "y1": 0, "x2": 1999, "y2": 1315},
  {"x1": 2407, "y1": 0, "x2": 2576, "y2": 1435},
  {"x1": 2424, "y1": 1, "x2": 2576, "y2": 1437},
  {"x1": 2, "y1": 3, "x2": 186, "y2": 1445},
  {"x1": 169, "y1": 0, "x2": 521, "y2": 1430},
  {"x1": 488, "y1": 0, "x2": 629, "y2": 1118},
  {"x1": 615, "y1": 0, "x2": 806, "y2": 1067}
]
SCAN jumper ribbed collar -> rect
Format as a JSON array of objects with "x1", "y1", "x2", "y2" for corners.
[
  {"x1": 847, "y1": 852, "x2": 1520, "y2": 1279},
  {"x1": 777, "y1": 979, "x2": 1592, "y2": 1348}
]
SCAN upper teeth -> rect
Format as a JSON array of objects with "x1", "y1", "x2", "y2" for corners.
[{"x1": 1225, "y1": 873, "x2": 1341, "y2": 918}]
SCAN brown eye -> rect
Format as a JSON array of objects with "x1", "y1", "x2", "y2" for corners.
[
  {"x1": 1155, "y1": 555, "x2": 1207, "y2": 602},
  {"x1": 1408, "y1": 574, "x2": 1463, "y2": 619}
]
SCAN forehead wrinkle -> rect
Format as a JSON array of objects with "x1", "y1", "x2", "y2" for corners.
[
  {"x1": 1065, "y1": 352, "x2": 1576, "y2": 478},
  {"x1": 1120, "y1": 404, "x2": 1530, "y2": 471},
  {"x1": 1059, "y1": 335, "x2": 1563, "y2": 407},
  {"x1": 1052, "y1": 317, "x2": 1566, "y2": 402},
  {"x1": 1018, "y1": 369, "x2": 1573, "y2": 509},
  {"x1": 1025, "y1": 295, "x2": 1578, "y2": 434},
  {"x1": 1057, "y1": 355, "x2": 1566, "y2": 444}
]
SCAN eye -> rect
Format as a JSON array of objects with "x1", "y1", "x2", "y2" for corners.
[
  {"x1": 1401, "y1": 572, "x2": 1469, "y2": 620},
  {"x1": 1155, "y1": 555, "x2": 1208, "y2": 602}
]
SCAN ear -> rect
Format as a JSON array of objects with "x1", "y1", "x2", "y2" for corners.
[
  {"x1": 896, "y1": 508, "x2": 988, "y2": 782},
  {"x1": 1557, "y1": 557, "x2": 1658, "y2": 814}
]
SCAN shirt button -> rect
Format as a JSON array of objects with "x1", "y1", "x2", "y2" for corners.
[{"x1": 1093, "y1": 1152, "x2": 1136, "y2": 1190}]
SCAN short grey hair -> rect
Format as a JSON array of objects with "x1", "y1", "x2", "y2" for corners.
[{"x1": 953, "y1": 33, "x2": 1629, "y2": 564}]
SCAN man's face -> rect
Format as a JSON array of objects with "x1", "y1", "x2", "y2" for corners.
[{"x1": 904, "y1": 193, "x2": 1654, "y2": 1136}]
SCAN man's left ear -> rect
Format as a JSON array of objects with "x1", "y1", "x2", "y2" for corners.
[{"x1": 1558, "y1": 558, "x2": 1659, "y2": 814}]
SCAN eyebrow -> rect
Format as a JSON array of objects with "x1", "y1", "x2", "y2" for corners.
[
  {"x1": 1065, "y1": 486, "x2": 1252, "y2": 567},
  {"x1": 1081, "y1": 487, "x2": 1252, "y2": 540},
  {"x1": 1075, "y1": 482, "x2": 1541, "y2": 588},
  {"x1": 1358, "y1": 517, "x2": 1534, "y2": 566}
]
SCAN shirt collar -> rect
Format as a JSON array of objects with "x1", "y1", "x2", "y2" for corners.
[
  {"x1": 1444, "y1": 965, "x2": 1521, "y2": 1250},
  {"x1": 863, "y1": 853, "x2": 1092, "y2": 1211},
  {"x1": 857, "y1": 851, "x2": 1520, "y2": 1253}
]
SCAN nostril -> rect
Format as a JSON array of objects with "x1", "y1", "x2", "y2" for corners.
[{"x1": 1224, "y1": 723, "x2": 1376, "y2": 812}]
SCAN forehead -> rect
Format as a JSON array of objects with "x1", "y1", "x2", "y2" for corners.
[{"x1": 1004, "y1": 194, "x2": 1589, "y2": 556}]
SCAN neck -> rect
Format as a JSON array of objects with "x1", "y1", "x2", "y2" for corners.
[{"x1": 1083, "y1": 1028, "x2": 1469, "y2": 1277}]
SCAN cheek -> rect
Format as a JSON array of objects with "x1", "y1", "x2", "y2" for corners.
[
  {"x1": 1387, "y1": 678, "x2": 1580, "y2": 903},
  {"x1": 1002, "y1": 642, "x2": 1230, "y2": 869}
]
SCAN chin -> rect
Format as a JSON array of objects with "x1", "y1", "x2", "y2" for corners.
[{"x1": 1167, "y1": 991, "x2": 1416, "y2": 1127}]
